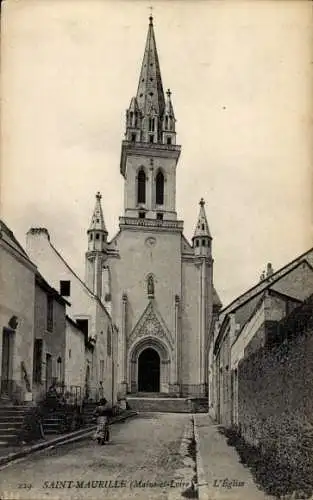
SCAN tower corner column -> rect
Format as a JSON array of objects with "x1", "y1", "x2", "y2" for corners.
[{"x1": 119, "y1": 292, "x2": 128, "y2": 396}]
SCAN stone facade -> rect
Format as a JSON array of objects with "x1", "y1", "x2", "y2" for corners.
[
  {"x1": 26, "y1": 228, "x2": 118, "y2": 404},
  {"x1": 65, "y1": 317, "x2": 85, "y2": 389},
  {"x1": 32, "y1": 273, "x2": 68, "y2": 402},
  {"x1": 82, "y1": 18, "x2": 221, "y2": 398},
  {"x1": 0, "y1": 220, "x2": 36, "y2": 403},
  {"x1": 26, "y1": 17, "x2": 222, "y2": 402},
  {"x1": 238, "y1": 297, "x2": 313, "y2": 477},
  {"x1": 210, "y1": 249, "x2": 313, "y2": 426}
]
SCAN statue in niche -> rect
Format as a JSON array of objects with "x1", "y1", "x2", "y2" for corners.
[{"x1": 147, "y1": 275, "x2": 154, "y2": 298}]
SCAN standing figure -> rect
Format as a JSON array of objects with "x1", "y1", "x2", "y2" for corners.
[
  {"x1": 93, "y1": 398, "x2": 112, "y2": 445},
  {"x1": 147, "y1": 275, "x2": 154, "y2": 298},
  {"x1": 98, "y1": 381, "x2": 104, "y2": 401}
]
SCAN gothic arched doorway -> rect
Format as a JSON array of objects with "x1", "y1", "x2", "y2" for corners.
[{"x1": 138, "y1": 348, "x2": 160, "y2": 392}]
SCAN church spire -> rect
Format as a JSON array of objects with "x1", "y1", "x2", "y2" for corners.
[
  {"x1": 120, "y1": 15, "x2": 181, "y2": 222},
  {"x1": 136, "y1": 15, "x2": 165, "y2": 119},
  {"x1": 193, "y1": 198, "x2": 212, "y2": 256},
  {"x1": 124, "y1": 16, "x2": 177, "y2": 146},
  {"x1": 87, "y1": 192, "x2": 108, "y2": 252}
]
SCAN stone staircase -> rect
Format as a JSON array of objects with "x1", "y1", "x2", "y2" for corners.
[
  {"x1": 82, "y1": 402, "x2": 97, "y2": 425},
  {"x1": 42, "y1": 411, "x2": 64, "y2": 435},
  {"x1": 127, "y1": 394, "x2": 208, "y2": 413},
  {"x1": 0, "y1": 404, "x2": 30, "y2": 445}
]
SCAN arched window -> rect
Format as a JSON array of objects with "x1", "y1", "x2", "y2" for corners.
[
  {"x1": 129, "y1": 111, "x2": 133, "y2": 125},
  {"x1": 149, "y1": 117, "x2": 155, "y2": 132},
  {"x1": 137, "y1": 169, "x2": 146, "y2": 204},
  {"x1": 165, "y1": 116, "x2": 169, "y2": 129},
  {"x1": 156, "y1": 171, "x2": 164, "y2": 205}
]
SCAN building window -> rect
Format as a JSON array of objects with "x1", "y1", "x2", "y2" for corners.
[
  {"x1": 165, "y1": 116, "x2": 169, "y2": 129},
  {"x1": 33, "y1": 339, "x2": 42, "y2": 383},
  {"x1": 96, "y1": 233, "x2": 99, "y2": 240},
  {"x1": 157, "y1": 213, "x2": 163, "y2": 220},
  {"x1": 137, "y1": 169, "x2": 146, "y2": 204},
  {"x1": 57, "y1": 356, "x2": 62, "y2": 382},
  {"x1": 107, "y1": 325, "x2": 112, "y2": 356},
  {"x1": 195, "y1": 240, "x2": 199, "y2": 247},
  {"x1": 102, "y1": 234, "x2": 105, "y2": 242},
  {"x1": 45, "y1": 353, "x2": 52, "y2": 390},
  {"x1": 139, "y1": 212, "x2": 145, "y2": 219},
  {"x1": 202, "y1": 239, "x2": 206, "y2": 246},
  {"x1": 149, "y1": 134, "x2": 154, "y2": 143},
  {"x1": 149, "y1": 117, "x2": 155, "y2": 132},
  {"x1": 156, "y1": 171, "x2": 164, "y2": 205},
  {"x1": 69, "y1": 349, "x2": 71, "y2": 359},
  {"x1": 131, "y1": 133, "x2": 136, "y2": 142},
  {"x1": 201, "y1": 224, "x2": 205, "y2": 230},
  {"x1": 47, "y1": 296, "x2": 53, "y2": 332},
  {"x1": 90, "y1": 233, "x2": 93, "y2": 241},
  {"x1": 167, "y1": 137, "x2": 172, "y2": 145},
  {"x1": 60, "y1": 280, "x2": 70, "y2": 297},
  {"x1": 100, "y1": 359, "x2": 104, "y2": 381}
]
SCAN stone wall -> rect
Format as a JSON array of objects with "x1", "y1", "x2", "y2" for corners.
[
  {"x1": 65, "y1": 318, "x2": 85, "y2": 389},
  {"x1": 0, "y1": 242, "x2": 35, "y2": 401},
  {"x1": 238, "y1": 304, "x2": 313, "y2": 474}
]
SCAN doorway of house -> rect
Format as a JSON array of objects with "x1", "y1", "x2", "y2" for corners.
[
  {"x1": 138, "y1": 348, "x2": 160, "y2": 392},
  {"x1": 1, "y1": 327, "x2": 14, "y2": 396},
  {"x1": 45, "y1": 353, "x2": 52, "y2": 390}
]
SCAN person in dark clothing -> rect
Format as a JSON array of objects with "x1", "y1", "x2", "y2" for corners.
[{"x1": 93, "y1": 398, "x2": 112, "y2": 444}]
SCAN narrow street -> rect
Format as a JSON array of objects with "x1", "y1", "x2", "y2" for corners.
[{"x1": 0, "y1": 413, "x2": 191, "y2": 500}]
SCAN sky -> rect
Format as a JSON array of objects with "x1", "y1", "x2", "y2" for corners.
[{"x1": 1, "y1": 0, "x2": 313, "y2": 306}]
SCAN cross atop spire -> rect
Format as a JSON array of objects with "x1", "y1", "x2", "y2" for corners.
[{"x1": 149, "y1": 5, "x2": 153, "y2": 25}]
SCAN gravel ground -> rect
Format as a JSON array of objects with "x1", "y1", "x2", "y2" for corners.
[{"x1": 0, "y1": 412, "x2": 191, "y2": 500}]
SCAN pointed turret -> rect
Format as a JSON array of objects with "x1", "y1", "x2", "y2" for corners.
[
  {"x1": 87, "y1": 192, "x2": 108, "y2": 252},
  {"x1": 162, "y1": 89, "x2": 176, "y2": 145},
  {"x1": 125, "y1": 97, "x2": 141, "y2": 142},
  {"x1": 193, "y1": 198, "x2": 212, "y2": 257}
]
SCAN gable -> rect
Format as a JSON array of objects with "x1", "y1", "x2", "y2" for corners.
[
  {"x1": 222, "y1": 248, "x2": 313, "y2": 315},
  {"x1": 270, "y1": 261, "x2": 313, "y2": 301},
  {"x1": 181, "y1": 235, "x2": 193, "y2": 254},
  {"x1": 127, "y1": 301, "x2": 174, "y2": 349}
]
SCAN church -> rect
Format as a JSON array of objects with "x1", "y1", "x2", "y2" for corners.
[{"x1": 85, "y1": 16, "x2": 222, "y2": 398}]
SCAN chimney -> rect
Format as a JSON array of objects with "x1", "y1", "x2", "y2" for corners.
[
  {"x1": 26, "y1": 227, "x2": 50, "y2": 241},
  {"x1": 266, "y1": 262, "x2": 274, "y2": 277}
]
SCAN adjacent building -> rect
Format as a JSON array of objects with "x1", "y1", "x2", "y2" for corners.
[
  {"x1": 32, "y1": 272, "x2": 69, "y2": 402},
  {"x1": 210, "y1": 248, "x2": 313, "y2": 426},
  {"x1": 0, "y1": 220, "x2": 37, "y2": 403},
  {"x1": 26, "y1": 227, "x2": 118, "y2": 404}
]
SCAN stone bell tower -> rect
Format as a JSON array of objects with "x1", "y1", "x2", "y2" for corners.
[{"x1": 120, "y1": 15, "x2": 181, "y2": 223}]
